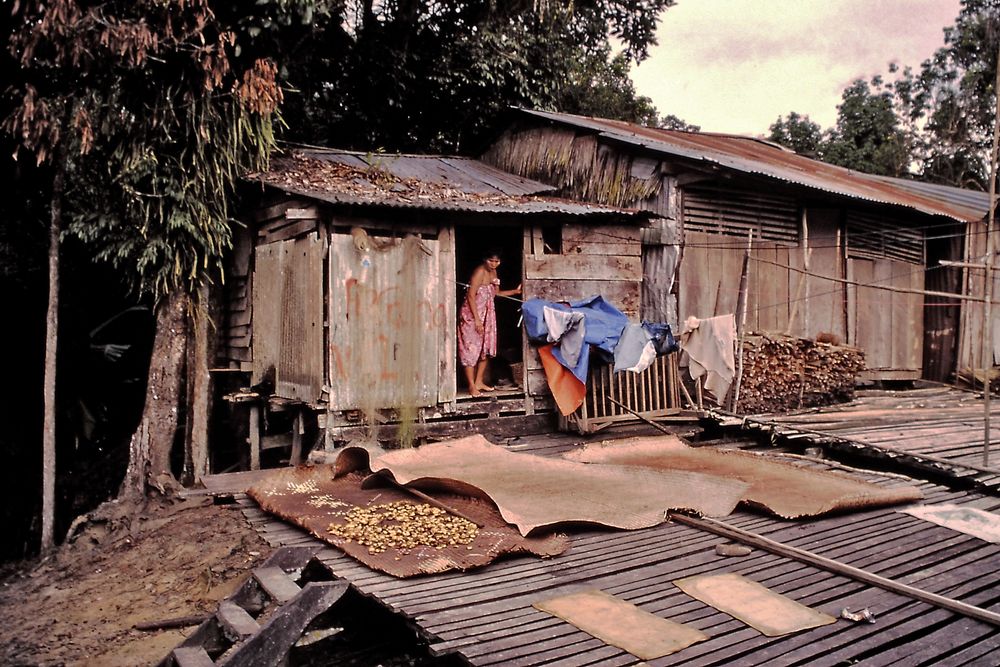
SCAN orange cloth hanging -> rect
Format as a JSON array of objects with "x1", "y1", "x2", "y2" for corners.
[{"x1": 538, "y1": 344, "x2": 587, "y2": 416}]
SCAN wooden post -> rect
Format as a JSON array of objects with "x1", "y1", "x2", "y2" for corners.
[
  {"x1": 730, "y1": 230, "x2": 753, "y2": 412},
  {"x1": 249, "y1": 405, "x2": 261, "y2": 470},
  {"x1": 983, "y1": 45, "x2": 1000, "y2": 468},
  {"x1": 801, "y1": 209, "x2": 811, "y2": 336},
  {"x1": 186, "y1": 287, "x2": 212, "y2": 482},
  {"x1": 290, "y1": 411, "x2": 304, "y2": 466}
]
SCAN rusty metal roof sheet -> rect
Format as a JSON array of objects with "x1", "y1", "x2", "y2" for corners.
[
  {"x1": 251, "y1": 148, "x2": 650, "y2": 221},
  {"x1": 518, "y1": 109, "x2": 989, "y2": 223},
  {"x1": 869, "y1": 174, "x2": 992, "y2": 218}
]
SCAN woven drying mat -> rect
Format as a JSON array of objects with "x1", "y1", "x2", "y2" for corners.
[
  {"x1": 247, "y1": 465, "x2": 569, "y2": 578},
  {"x1": 674, "y1": 573, "x2": 837, "y2": 637},
  {"x1": 563, "y1": 436, "x2": 923, "y2": 519},
  {"x1": 534, "y1": 590, "x2": 707, "y2": 659},
  {"x1": 368, "y1": 435, "x2": 749, "y2": 536}
]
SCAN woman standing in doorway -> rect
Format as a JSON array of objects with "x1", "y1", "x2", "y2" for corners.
[{"x1": 458, "y1": 249, "x2": 521, "y2": 397}]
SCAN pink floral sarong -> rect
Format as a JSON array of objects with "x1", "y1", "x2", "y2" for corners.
[{"x1": 458, "y1": 278, "x2": 499, "y2": 367}]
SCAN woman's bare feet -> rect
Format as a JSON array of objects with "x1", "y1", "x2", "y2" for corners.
[
  {"x1": 477, "y1": 384, "x2": 495, "y2": 392},
  {"x1": 469, "y1": 387, "x2": 482, "y2": 398}
]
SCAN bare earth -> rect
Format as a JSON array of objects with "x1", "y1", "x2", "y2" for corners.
[{"x1": 0, "y1": 496, "x2": 271, "y2": 666}]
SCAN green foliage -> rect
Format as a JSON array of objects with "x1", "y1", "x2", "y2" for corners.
[
  {"x1": 5, "y1": 0, "x2": 301, "y2": 299},
  {"x1": 769, "y1": 1, "x2": 1000, "y2": 187},
  {"x1": 277, "y1": 1, "x2": 675, "y2": 152},
  {"x1": 822, "y1": 78, "x2": 913, "y2": 177},
  {"x1": 768, "y1": 112, "x2": 822, "y2": 157},
  {"x1": 908, "y1": 0, "x2": 1000, "y2": 188}
]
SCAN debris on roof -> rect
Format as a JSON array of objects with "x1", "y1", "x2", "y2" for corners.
[{"x1": 250, "y1": 148, "x2": 654, "y2": 220}]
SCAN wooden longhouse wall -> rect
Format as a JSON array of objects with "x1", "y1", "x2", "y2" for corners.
[
  {"x1": 958, "y1": 217, "x2": 999, "y2": 376},
  {"x1": 485, "y1": 121, "x2": 934, "y2": 379},
  {"x1": 521, "y1": 222, "x2": 643, "y2": 397},
  {"x1": 228, "y1": 186, "x2": 647, "y2": 426}
]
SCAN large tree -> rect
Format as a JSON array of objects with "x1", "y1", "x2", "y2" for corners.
[
  {"x1": 822, "y1": 77, "x2": 913, "y2": 177},
  {"x1": 6, "y1": 0, "x2": 292, "y2": 531},
  {"x1": 909, "y1": 0, "x2": 1000, "y2": 188},
  {"x1": 6, "y1": 0, "x2": 674, "y2": 550}
]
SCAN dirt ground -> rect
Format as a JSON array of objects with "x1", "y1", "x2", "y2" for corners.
[{"x1": 0, "y1": 494, "x2": 272, "y2": 667}]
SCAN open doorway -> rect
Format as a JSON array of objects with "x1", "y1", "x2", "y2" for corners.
[{"x1": 455, "y1": 224, "x2": 524, "y2": 396}]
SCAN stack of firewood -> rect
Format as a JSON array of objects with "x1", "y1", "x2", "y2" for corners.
[{"x1": 735, "y1": 334, "x2": 865, "y2": 414}]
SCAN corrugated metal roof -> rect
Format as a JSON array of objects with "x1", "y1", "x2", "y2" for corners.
[
  {"x1": 252, "y1": 148, "x2": 651, "y2": 220},
  {"x1": 870, "y1": 174, "x2": 992, "y2": 218},
  {"x1": 518, "y1": 109, "x2": 989, "y2": 223}
]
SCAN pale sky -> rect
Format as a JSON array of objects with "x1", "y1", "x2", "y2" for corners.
[{"x1": 632, "y1": 0, "x2": 962, "y2": 136}]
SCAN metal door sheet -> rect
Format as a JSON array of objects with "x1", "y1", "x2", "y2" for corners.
[{"x1": 327, "y1": 233, "x2": 445, "y2": 410}]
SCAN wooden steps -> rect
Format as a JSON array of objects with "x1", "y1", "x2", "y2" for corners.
[{"x1": 159, "y1": 546, "x2": 348, "y2": 667}]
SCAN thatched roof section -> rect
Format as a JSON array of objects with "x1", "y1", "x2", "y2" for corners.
[{"x1": 481, "y1": 125, "x2": 662, "y2": 208}]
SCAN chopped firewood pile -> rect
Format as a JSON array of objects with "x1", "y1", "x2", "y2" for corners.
[{"x1": 736, "y1": 334, "x2": 865, "y2": 414}]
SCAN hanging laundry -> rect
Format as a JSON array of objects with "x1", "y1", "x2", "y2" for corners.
[
  {"x1": 613, "y1": 323, "x2": 657, "y2": 374},
  {"x1": 522, "y1": 295, "x2": 629, "y2": 384},
  {"x1": 642, "y1": 321, "x2": 679, "y2": 356},
  {"x1": 542, "y1": 306, "x2": 586, "y2": 367},
  {"x1": 538, "y1": 344, "x2": 587, "y2": 415},
  {"x1": 680, "y1": 314, "x2": 737, "y2": 401}
]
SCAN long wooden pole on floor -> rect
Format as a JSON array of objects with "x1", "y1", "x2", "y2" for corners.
[
  {"x1": 673, "y1": 513, "x2": 1000, "y2": 628},
  {"x1": 983, "y1": 44, "x2": 1000, "y2": 468}
]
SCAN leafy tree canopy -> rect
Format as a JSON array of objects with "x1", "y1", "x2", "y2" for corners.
[
  {"x1": 5, "y1": 0, "x2": 304, "y2": 299},
  {"x1": 768, "y1": 0, "x2": 1000, "y2": 188},
  {"x1": 276, "y1": 0, "x2": 676, "y2": 152},
  {"x1": 767, "y1": 111, "x2": 822, "y2": 157}
]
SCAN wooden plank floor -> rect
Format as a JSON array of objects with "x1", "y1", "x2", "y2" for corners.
[
  {"x1": 731, "y1": 385, "x2": 1000, "y2": 490},
  {"x1": 204, "y1": 422, "x2": 1000, "y2": 666}
]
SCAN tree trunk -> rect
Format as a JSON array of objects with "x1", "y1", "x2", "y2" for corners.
[
  {"x1": 183, "y1": 284, "x2": 213, "y2": 485},
  {"x1": 41, "y1": 161, "x2": 66, "y2": 551},
  {"x1": 119, "y1": 290, "x2": 190, "y2": 498}
]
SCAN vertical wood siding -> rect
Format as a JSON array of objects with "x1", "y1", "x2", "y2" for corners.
[
  {"x1": 327, "y1": 231, "x2": 446, "y2": 411},
  {"x1": 522, "y1": 222, "x2": 642, "y2": 397}
]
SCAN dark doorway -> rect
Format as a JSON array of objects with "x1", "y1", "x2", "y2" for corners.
[
  {"x1": 454, "y1": 224, "x2": 524, "y2": 392},
  {"x1": 923, "y1": 222, "x2": 965, "y2": 382}
]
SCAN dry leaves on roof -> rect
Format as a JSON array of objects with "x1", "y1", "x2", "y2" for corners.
[{"x1": 252, "y1": 151, "x2": 526, "y2": 207}]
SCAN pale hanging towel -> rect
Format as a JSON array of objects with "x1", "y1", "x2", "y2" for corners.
[{"x1": 680, "y1": 314, "x2": 737, "y2": 400}]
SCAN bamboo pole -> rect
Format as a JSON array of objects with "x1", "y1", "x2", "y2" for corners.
[
  {"x1": 730, "y1": 230, "x2": 754, "y2": 412},
  {"x1": 982, "y1": 44, "x2": 1000, "y2": 467}
]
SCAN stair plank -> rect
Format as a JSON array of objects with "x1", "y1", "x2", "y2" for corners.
[
  {"x1": 173, "y1": 646, "x2": 215, "y2": 667},
  {"x1": 253, "y1": 566, "x2": 301, "y2": 604},
  {"x1": 216, "y1": 601, "x2": 260, "y2": 641}
]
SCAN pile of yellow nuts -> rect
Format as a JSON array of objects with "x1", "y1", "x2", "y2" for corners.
[{"x1": 327, "y1": 501, "x2": 479, "y2": 554}]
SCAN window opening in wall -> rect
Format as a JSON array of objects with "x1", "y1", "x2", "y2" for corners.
[{"x1": 541, "y1": 223, "x2": 563, "y2": 254}]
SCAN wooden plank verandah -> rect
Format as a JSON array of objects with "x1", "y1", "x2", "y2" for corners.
[
  {"x1": 201, "y1": 421, "x2": 1000, "y2": 666},
  {"x1": 731, "y1": 385, "x2": 1000, "y2": 490}
]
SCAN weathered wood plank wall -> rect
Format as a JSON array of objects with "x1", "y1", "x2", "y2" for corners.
[
  {"x1": 522, "y1": 222, "x2": 643, "y2": 398},
  {"x1": 276, "y1": 233, "x2": 326, "y2": 402},
  {"x1": 957, "y1": 217, "x2": 999, "y2": 376}
]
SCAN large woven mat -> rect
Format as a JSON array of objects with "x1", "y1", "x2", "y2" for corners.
[
  {"x1": 563, "y1": 436, "x2": 923, "y2": 519},
  {"x1": 363, "y1": 435, "x2": 749, "y2": 536},
  {"x1": 247, "y1": 466, "x2": 569, "y2": 578}
]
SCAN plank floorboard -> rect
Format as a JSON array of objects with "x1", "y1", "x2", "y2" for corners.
[{"x1": 217, "y1": 392, "x2": 1000, "y2": 665}]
